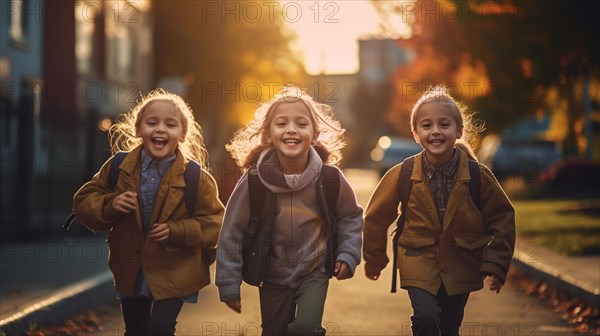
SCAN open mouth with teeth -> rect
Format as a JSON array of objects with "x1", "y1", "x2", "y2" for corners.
[
  {"x1": 429, "y1": 139, "x2": 444, "y2": 145},
  {"x1": 152, "y1": 137, "x2": 168, "y2": 149},
  {"x1": 283, "y1": 139, "x2": 300, "y2": 146}
]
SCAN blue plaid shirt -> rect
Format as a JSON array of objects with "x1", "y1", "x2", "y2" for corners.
[
  {"x1": 119, "y1": 149, "x2": 198, "y2": 303},
  {"x1": 139, "y1": 150, "x2": 176, "y2": 233},
  {"x1": 423, "y1": 149, "x2": 459, "y2": 225}
]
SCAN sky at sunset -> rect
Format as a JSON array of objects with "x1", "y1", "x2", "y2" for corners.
[{"x1": 280, "y1": 1, "x2": 409, "y2": 75}]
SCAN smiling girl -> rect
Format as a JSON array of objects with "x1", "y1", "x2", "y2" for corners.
[
  {"x1": 216, "y1": 85, "x2": 363, "y2": 336},
  {"x1": 73, "y1": 89, "x2": 224, "y2": 336},
  {"x1": 363, "y1": 85, "x2": 515, "y2": 336}
]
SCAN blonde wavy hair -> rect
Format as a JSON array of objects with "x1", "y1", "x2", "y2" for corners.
[
  {"x1": 226, "y1": 85, "x2": 346, "y2": 170},
  {"x1": 410, "y1": 85, "x2": 484, "y2": 160},
  {"x1": 108, "y1": 88, "x2": 209, "y2": 167}
]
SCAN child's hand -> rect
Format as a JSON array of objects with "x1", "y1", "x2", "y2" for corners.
[
  {"x1": 365, "y1": 269, "x2": 381, "y2": 281},
  {"x1": 334, "y1": 261, "x2": 351, "y2": 280},
  {"x1": 483, "y1": 274, "x2": 503, "y2": 293},
  {"x1": 224, "y1": 300, "x2": 241, "y2": 314},
  {"x1": 149, "y1": 223, "x2": 170, "y2": 242},
  {"x1": 112, "y1": 191, "x2": 138, "y2": 213}
]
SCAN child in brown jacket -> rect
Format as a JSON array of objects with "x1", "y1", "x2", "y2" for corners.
[
  {"x1": 73, "y1": 89, "x2": 224, "y2": 335},
  {"x1": 363, "y1": 85, "x2": 515, "y2": 336}
]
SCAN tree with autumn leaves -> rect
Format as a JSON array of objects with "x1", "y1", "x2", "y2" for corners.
[
  {"x1": 154, "y1": 1, "x2": 306, "y2": 149},
  {"x1": 375, "y1": 0, "x2": 600, "y2": 157},
  {"x1": 153, "y1": 1, "x2": 307, "y2": 200}
]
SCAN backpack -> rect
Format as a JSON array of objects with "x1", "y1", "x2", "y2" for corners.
[
  {"x1": 63, "y1": 152, "x2": 216, "y2": 265},
  {"x1": 390, "y1": 155, "x2": 481, "y2": 293},
  {"x1": 241, "y1": 164, "x2": 340, "y2": 287}
]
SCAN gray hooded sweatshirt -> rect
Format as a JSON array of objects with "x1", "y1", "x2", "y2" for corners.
[{"x1": 216, "y1": 147, "x2": 363, "y2": 301}]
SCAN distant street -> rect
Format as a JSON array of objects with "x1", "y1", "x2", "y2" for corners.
[{"x1": 89, "y1": 169, "x2": 573, "y2": 335}]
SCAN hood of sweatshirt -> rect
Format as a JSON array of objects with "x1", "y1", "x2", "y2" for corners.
[{"x1": 257, "y1": 147, "x2": 323, "y2": 194}]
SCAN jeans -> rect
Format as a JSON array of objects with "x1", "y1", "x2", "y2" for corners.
[
  {"x1": 120, "y1": 297, "x2": 184, "y2": 336},
  {"x1": 259, "y1": 270, "x2": 329, "y2": 336},
  {"x1": 407, "y1": 285, "x2": 469, "y2": 336}
]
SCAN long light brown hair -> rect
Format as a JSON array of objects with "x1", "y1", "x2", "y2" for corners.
[{"x1": 226, "y1": 85, "x2": 346, "y2": 170}]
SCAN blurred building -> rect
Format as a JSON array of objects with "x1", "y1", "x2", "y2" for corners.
[
  {"x1": 1, "y1": 0, "x2": 44, "y2": 240},
  {"x1": 304, "y1": 74, "x2": 358, "y2": 131},
  {"x1": 306, "y1": 38, "x2": 410, "y2": 167},
  {"x1": 354, "y1": 38, "x2": 411, "y2": 166},
  {"x1": 1, "y1": 0, "x2": 153, "y2": 240},
  {"x1": 358, "y1": 38, "x2": 411, "y2": 89}
]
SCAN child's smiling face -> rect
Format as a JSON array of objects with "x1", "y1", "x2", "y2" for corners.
[
  {"x1": 136, "y1": 100, "x2": 186, "y2": 159},
  {"x1": 268, "y1": 101, "x2": 318, "y2": 172},
  {"x1": 412, "y1": 102, "x2": 463, "y2": 167}
]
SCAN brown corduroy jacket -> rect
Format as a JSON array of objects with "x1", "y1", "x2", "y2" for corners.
[
  {"x1": 73, "y1": 145, "x2": 224, "y2": 300},
  {"x1": 363, "y1": 149, "x2": 515, "y2": 296}
]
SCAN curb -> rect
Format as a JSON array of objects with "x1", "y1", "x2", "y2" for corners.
[
  {"x1": 512, "y1": 255, "x2": 600, "y2": 309},
  {"x1": 0, "y1": 271, "x2": 113, "y2": 336}
]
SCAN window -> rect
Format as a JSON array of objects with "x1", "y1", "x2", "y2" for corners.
[
  {"x1": 75, "y1": 1, "x2": 96, "y2": 75},
  {"x1": 9, "y1": 0, "x2": 29, "y2": 44},
  {"x1": 106, "y1": 22, "x2": 133, "y2": 81}
]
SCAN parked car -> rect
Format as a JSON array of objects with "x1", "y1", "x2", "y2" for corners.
[
  {"x1": 538, "y1": 158, "x2": 600, "y2": 193},
  {"x1": 478, "y1": 135, "x2": 562, "y2": 181},
  {"x1": 370, "y1": 136, "x2": 422, "y2": 176}
]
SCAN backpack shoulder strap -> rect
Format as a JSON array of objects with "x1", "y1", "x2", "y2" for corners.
[
  {"x1": 321, "y1": 164, "x2": 341, "y2": 216},
  {"x1": 244, "y1": 165, "x2": 266, "y2": 247},
  {"x1": 108, "y1": 152, "x2": 128, "y2": 190},
  {"x1": 391, "y1": 155, "x2": 416, "y2": 293},
  {"x1": 319, "y1": 164, "x2": 341, "y2": 277},
  {"x1": 183, "y1": 160, "x2": 201, "y2": 217},
  {"x1": 248, "y1": 165, "x2": 266, "y2": 216},
  {"x1": 468, "y1": 159, "x2": 481, "y2": 210},
  {"x1": 397, "y1": 156, "x2": 415, "y2": 214}
]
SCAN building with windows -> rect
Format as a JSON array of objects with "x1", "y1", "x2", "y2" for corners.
[
  {"x1": 1, "y1": 0, "x2": 153, "y2": 240},
  {"x1": 1, "y1": 0, "x2": 44, "y2": 239},
  {"x1": 306, "y1": 38, "x2": 410, "y2": 166}
]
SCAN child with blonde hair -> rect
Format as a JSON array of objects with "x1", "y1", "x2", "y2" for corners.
[
  {"x1": 216, "y1": 85, "x2": 363, "y2": 336},
  {"x1": 73, "y1": 89, "x2": 224, "y2": 336},
  {"x1": 363, "y1": 85, "x2": 515, "y2": 335}
]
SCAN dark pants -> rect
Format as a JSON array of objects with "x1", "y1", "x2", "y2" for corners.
[
  {"x1": 120, "y1": 297, "x2": 184, "y2": 336},
  {"x1": 259, "y1": 270, "x2": 329, "y2": 336},
  {"x1": 407, "y1": 285, "x2": 470, "y2": 336}
]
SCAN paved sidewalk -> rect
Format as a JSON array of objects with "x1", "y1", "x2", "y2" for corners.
[
  {"x1": 0, "y1": 235, "x2": 114, "y2": 335},
  {"x1": 5, "y1": 244, "x2": 594, "y2": 335},
  {"x1": 1, "y1": 170, "x2": 598, "y2": 335},
  {"x1": 513, "y1": 235, "x2": 600, "y2": 309}
]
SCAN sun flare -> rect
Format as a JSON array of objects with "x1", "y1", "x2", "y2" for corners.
[{"x1": 280, "y1": 1, "x2": 409, "y2": 75}]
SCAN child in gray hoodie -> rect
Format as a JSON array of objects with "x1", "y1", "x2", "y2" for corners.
[{"x1": 216, "y1": 85, "x2": 363, "y2": 336}]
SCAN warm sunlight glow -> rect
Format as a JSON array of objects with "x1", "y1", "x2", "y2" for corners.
[
  {"x1": 281, "y1": 1, "x2": 409, "y2": 75},
  {"x1": 378, "y1": 136, "x2": 392, "y2": 149},
  {"x1": 98, "y1": 118, "x2": 113, "y2": 132},
  {"x1": 128, "y1": 0, "x2": 151, "y2": 12}
]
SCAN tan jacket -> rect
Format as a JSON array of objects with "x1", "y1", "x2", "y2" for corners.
[
  {"x1": 73, "y1": 145, "x2": 224, "y2": 300},
  {"x1": 363, "y1": 149, "x2": 515, "y2": 296}
]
